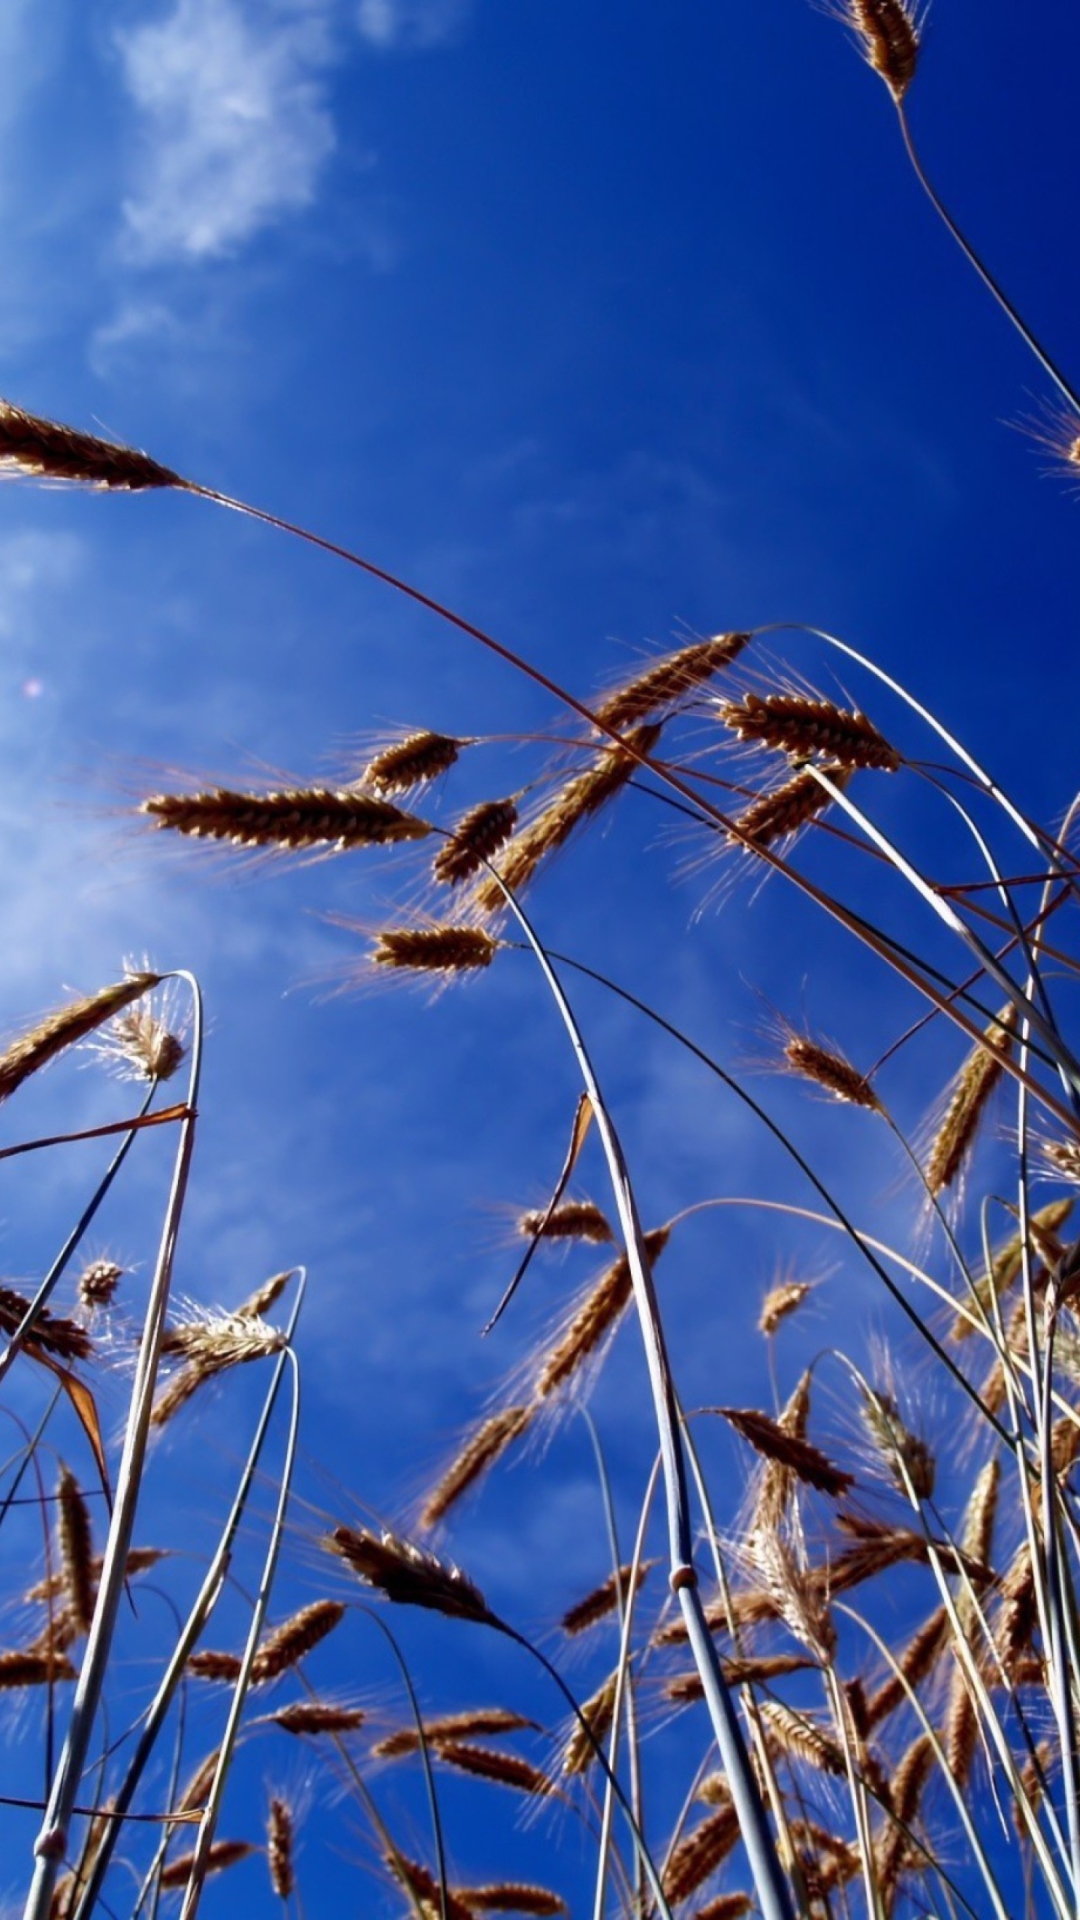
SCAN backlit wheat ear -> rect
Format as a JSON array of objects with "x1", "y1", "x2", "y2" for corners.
[
  {"x1": 859, "y1": 1385, "x2": 936, "y2": 1499},
  {"x1": 142, "y1": 787, "x2": 431, "y2": 851},
  {"x1": 517, "y1": 1200, "x2": 613, "y2": 1244},
  {"x1": 176, "y1": 1748, "x2": 222, "y2": 1815},
  {"x1": 782, "y1": 1031, "x2": 881, "y2": 1110},
  {"x1": 0, "y1": 1649, "x2": 78, "y2": 1687},
  {"x1": 420, "y1": 1405, "x2": 534, "y2": 1528},
  {"x1": 77, "y1": 1259, "x2": 124, "y2": 1311},
  {"x1": 455, "y1": 1887, "x2": 567, "y2": 1917},
  {"x1": 371, "y1": 926, "x2": 501, "y2": 974},
  {"x1": 664, "y1": 1652, "x2": 815, "y2": 1707},
  {"x1": 57, "y1": 1468, "x2": 95, "y2": 1634},
  {"x1": 662, "y1": 1797, "x2": 740, "y2": 1903},
  {"x1": 153, "y1": 1311, "x2": 286, "y2": 1423},
  {"x1": 719, "y1": 693, "x2": 900, "y2": 770},
  {"x1": 691, "y1": 1898, "x2": 753, "y2": 1920},
  {"x1": 0, "y1": 397, "x2": 185, "y2": 489},
  {"x1": 236, "y1": 1270, "x2": 294, "y2": 1320},
  {"x1": 386, "y1": 1855, "x2": 476, "y2": 1920},
  {"x1": 375, "y1": 1708, "x2": 538, "y2": 1759},
  {"x1": 758, "y1": 1279, "x2": 812, "y2": 1337},
  {"x1": 718, "y1": 1406, "x2": 854, "y2": 1498},
  {"x1": 431, "y1": 1740, "x2": 554, "y2": 1796},
  {"x1": 950, "y1": 1195, "x2": 1073, "y2": 1341},
  {"x1": 865, "y1": 1604, "x2": 948, "y2": 1726},
  {"x1": 267, "y1": 1796, "x2": 295, "y2": 1902},
  {"x1": 560, "y1": 1560, "x2": 653, "y2": 1636},
  {"x1": 0, "y1": 972, "x2": 161, "y2": 1103},
  {"x1": 591, "y1": 632, "x2": 750, "y2": 732},
  {"x1": 325, "y1": 1525, "x2": 494, "y2": 1623},
  {"x1": 158, "y1": 1840, "x2": 255, "y2": 1890},
  {"x1": 0, "y1": 1288, "x2": 91, "y2": 1363},
  {"x1": 842, "y1": 0, "x2": 920, "y2": 101},
  {"x1": 98, "y1": 1001, "x2": 186, "y2": 1082},
  {"x1": 270, "y1": 1701, "x2": 366, "y2": 1735},
  {"x1": 361, "y1": 729, "x2": 467, "y2": 795},
  {"x1": 759, "y1": 1701, "x2": 847, "y2": 1777},
  {"x1": 730, "y1": 762, "x2": 853, "y2": 850},
  {"x1": 925, "y1": 1002, "x2": 1017, "y2": 1197},
  {"x1": 561, "y1": 1669, "x2": 618, "y2": 1776},
  {"x1": 873, "y1": 1732, "x2": 933, "y2": 1902},
  {"x1": 250, "y1": 1600, "x2": 345, "y2": 1683},
  {"x1": 187, "y1": 1650, "x2": 244, "y2": 1682},
  {"x1": 534, "y1": 1224, "x2": 671, "y2": 1399},
  {"x1": 472, "y1": 720, "x2": 663, "y2": 914},
  {"x1": 433, "y1": 798, "x2": 519, "y2": 886}
]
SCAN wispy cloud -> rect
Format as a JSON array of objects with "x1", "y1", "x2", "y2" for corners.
[
  {"x1": 115, "y1": 0, "x2": 337, "y2": 262},
  {"x1": 355, "y1": 0, "x2": 470, "y2": 50}
]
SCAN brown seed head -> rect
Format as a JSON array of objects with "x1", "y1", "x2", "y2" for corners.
[
  {"x1": 783, "y1": 1033, "x2": 881, "y2": 1111},
  {"x1": 271, "y1": 1701, "x2": 366, "y2": 1736},
  {"x1": 536, "y1": 1225, "x2": 671, "y2": 1399},
  {"x1": 0, "y1": 398, "x2": 184, "y2": 489},
  {"x1": 372, "y1": 925, "x2": 500, "y2": 974},
  {"x1": 591, "y1": 633, "x2": 750, "y2": 732},
  {"x1": 693, "y1": 1899, "x2": 754, "y2": 1920},
  {"x1": 926, "y1": 1003, "x2": 1017, "y2": 1197},
  {"x1": 473, "y1": 722, "x2": 663, "y2": 914},
  {"x1": 99, "y1": 1002, "x2": 186, "y2": 1082},
  {"x1": 175, "y1": 1747, "x2": 222, "y2": 1815},
  {"x1": 0, "y1": 1648, "x2": 79, "y2": 1688},
  {"x1": 362, "y1": 730, "x2": 465, "y2": 795},
  {"x1": 0, "y1": 973, "x2": 161, "y2": 1104},
  {"x1": 0, "y1": 1287, "x2": 92, "y2": 1363},
  {"x1": 719, "y1": 1405, "x2": 853, "y2": 1498},
  {"x1": 760, "y1": 1700, "x2": 847, "y2": 1776},
  {"x1": 456, "y1": 1888, "x2": 567, "y2": 1917},
  {"x1": 375, "y1": 1708, "x2": 537, "y2": 1759},
  {"x1": 236, "y1": 1270, "x2": 294, "y2": 1321},
  {"x1": 517, "y1": 1200, "x2": 614, "y2": 1245},
  {"x1": 420, "y1": 1405, "x2": 533, "y2": 1528},
  {"x1": 142, "y1": 787, "x2": 431, "y2": 851},
  {"x1": 662, "y1": 1799, "x2": 741, "y2": 1904},
  {"x1": 386, "y1": 1856, "x2": 476, "y2": 1920},
  {"x1": 159, "y1": 1840, "x2": 255, "y2": 1891},
  {"x1": 434, "y1": 798, "x2": 519, "y2": 886},
  {"x1": 325, "y1": 1525, "x2": 493, "y2": 1624},
  {"x1": 866, "y1": 1604, "x2": 948, "y2": 1726},
  {"x1": 758, "y1": 1279, "x2": 812, "y2": 1337},
  {"x1": 57, "y1": 1467, "x2": 95, "y2": 1634},
  {"x1": 433, "y1": 1740, "x2": 553, "y2": 1797},
  {"x1": 78, "y1": 1259, "x2": 124, "y2": 1310},
  {"x1": 730, "y1": 762, "x2": 853, "y2": 851},
  {"x1": 187, "y1": 1650, "x2": 244, "y2": 1683},
  {"x1": 251, "y1": 1600, "x2": 345, "y2": 1683},
  {"x1": 561, "y1": 1669, "x2": 619, "y2": 1776},
  {"x1": 859, "y1": 1386, "x2": 936, "y2": 1499},
  {"x1": 560, "y1": 1559, "x2": 653, "y2": 1637},
  {"x1": 844, "y1": 0, "x2": 920, "y2": 101},
  {"x1": 719, "y1": 692, "x2": 900, "y2": 770},
  {"x1": 267, "y1": 1796, "x2": 295, "y2": 1901}
]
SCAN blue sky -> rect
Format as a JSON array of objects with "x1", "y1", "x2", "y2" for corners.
[{"x1": 1, "y1": 1, "x2": 1079, "y2": 1913}]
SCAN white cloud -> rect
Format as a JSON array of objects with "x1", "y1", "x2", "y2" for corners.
[
  {"x1": 115, "y1": 0, "x2": 336, "y2": 262},
  {"x1": 355, "y1": 0, "x2": 469, "y2": 50}
]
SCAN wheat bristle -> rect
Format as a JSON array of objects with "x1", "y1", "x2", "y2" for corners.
[
  {"x1": 267, "y1": 1796, "x2": 294, "y2": 1901},
  {"x1": 473, "y1": 721, "x2": 663, "y2": 914},
  {"x1": 433, "y1": 1740, "x2": 553, "y2": 1796},
  {"x1": 78, "y1": 1259, "x2": 124, "y2": 1310},
  {"x1": 372, "y1": 925, "x2": 500, "y2": 974},
  {"x1": 518, "y1": 1200, "x2": 614, "y2": 1244},
  {"x1": 362, "y1": 730, "x2": 465, "y2": 795},
  {"x1": 718, "y1": 1405, "x2": 853, "y2": 1497},
  {"x1": 421, "y1": 1405, "x2": 533, "y2": 1528},
  {"x1": 536, "y1": 1225, "x2": 670, "y2": 1399},
  {"x1": 251, "y1": 1600, "x2": 345, "y2": 1683},
  {"x1": 719, "y1": 692, "x2": 900, "y2": 769},
  {"x1": 271, "y1": 1701, "x2": 366, "y2": 1735},
  {"x1": 455, "y1": 1887, "x2": 567, "y2": 1916},
  {"x1": 561, "y1": 1559, "x2": 652, "y2": 1637},
  {"x1": 57, "y1": 1466, "x2": 95, "y2": 1633},
  {"x1": 662, "y1": 1798, "x2": 740, "y2": 1903},
  {"x1": 731, "y1": 761, "x2": 852, "y2": 850},
  {"x1": 846, "y1": 0, "x2": 920, "y2": 99},
  {"x1": 926, "y1": 1003, "x2": 1017, "y2": 1196},
  {"x1": 158, "y1": 1840, "x2": 255, "y2": 1890},
  {"x1": 758, "y1": 1279, "x2": 811, "y2": 1337},
  {"x1": 0, "y1": 1287, "x2": 92, "y2": 1363},
  {"x1": 142, "y1": 787, "x2": 431, "y2": 851},
  {"x1": 592, "y1": 633, "x2": 749, "y2": 732},
  {"x1": 0, "y1": 972, "x2": 161, "y2": 1104},
  {"x1": 434, "y1": 798, "x2": 519, "y2": 886},
  {"x1": 562, "y1": 1669, "x2": 619, "y2": 1775},
  {"x1": 325, "y1": 1525, "x2": 493, "y2": 1623},
  {"x1": 0, "y1": 397, "x2": 184, "y2": 489},
  {"x1": 783, "y1": 1033, "x2": 881, "y2": 1110},
  {"x1": 0, "y1": 1648, "x2": 78, "y2": 1687},
  {"x1": 374, "y1": 1708, "x2": 536, "y2": 1759}
]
